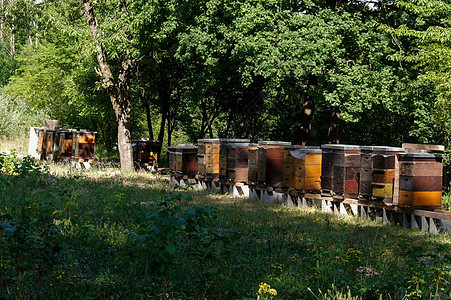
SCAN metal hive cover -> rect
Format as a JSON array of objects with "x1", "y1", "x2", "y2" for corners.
[
  {"x1": 197, "y1": 139, "x2": 220, "y2": 142},
  {"x1": 218, "y1": 138, "x2": 250, "y2": 143},
  {"x1": 258, "y1": 141, "x2": 292, "y2": 146},
  {"x1": 361, "y1": 146, "x2": 404, "y2": 152},
  {"x1": 227, "y1": 143, "x2": 250, "y2": 147},
  {"x1": 321, "y1": 144, "x2": 361, "y2": 150},
  {"x1": 399, "y1": 153, "x2": 444, "y2": 159}
]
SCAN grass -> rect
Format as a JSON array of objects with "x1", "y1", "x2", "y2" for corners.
[
  {"x1": 0, "y1": 135, "x2": 29, "y2": 155},
  {"x1": 0, "y1": 156, "x2": 450, "y2": 299}
]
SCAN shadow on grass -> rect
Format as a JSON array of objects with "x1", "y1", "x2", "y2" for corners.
[{"x1": 1, "y1": 172, "x2": 450, "y2": 299}]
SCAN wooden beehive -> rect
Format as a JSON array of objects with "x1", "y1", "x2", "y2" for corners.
[
  {"x1": 219, "y1": 139, "x2": 250, "y2": 178},
  {"x1": 321, "y1": 144, "x2": 361, "y2": 199},
  {"x1": 203, "y1": 139, "x2": 221, "y2": 177},
  {"x1": 197, "y1": 139, "x2": 206, "y2": 175},
  {"x1": 38, "y1": 129, "x2": 57, "y2": 160},
  {"x1": 248, "y1": 143, "x2": 259, "y2": 185},
  {"x1": 226, "y1": 142, "x2": 250, "y2": 183},
  {"x1": 397, "y1": 153, "x2": 443, "y2": 210},
  {"x1": 359, "y1": 146, "x2": 404, "y2": 201},
  {"x1": 258, "y1": 141, "x2": 291, "y2": 188},
  {"x1": 167, "y1": 146, "x2": 178, "y2": 173},
  {"x1": 175, "y1": 145, "x2": 198, "y2": 178},
  {"x1": 371, "y1": 146, "x2": 404, "y2": 203},
  {"x1": 72, "y1": 131, "x2": 96, "y2": 161},
  {"x1": 54, "y1": 130, "x2": 74, "y2": 161},
  {"x1": 282, "y1": 145, "x2": 296, "y2": 189},
  {"x1": 359, "y1": 146, "x2": 373, "y2": 199},
  {"x1": 292, "y1": 148, "x2": 322, "y2": 192},
  {"x1": 132, "y1": 139, "x2": 161, "y2": 168}
]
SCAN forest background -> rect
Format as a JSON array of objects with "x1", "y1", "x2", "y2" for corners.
[{"x1": 0, "y1": 0, "x2": 450, "y2": 175}]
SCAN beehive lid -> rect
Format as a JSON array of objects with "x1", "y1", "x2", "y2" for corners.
[
  {"x1": 361, "y1": 146, "x2": 404, "y2": 152},
  {"x1": 227, "y1": 143, "x2": 250, "y2": 147},
  {"x1": 291, "y1": 148, "x2": 322, "y2": 159},
  {"x1": 398, "y1": 153, "x2": 444, "y2": 159},
  {"x1": 177, "y1": 144, "x2": 197, "y2": 150},
  {"x1": 198, "y1": 139, "x2": 220, "y2": 142},
  {"x1": 305, "y1": 149, "x2": 322, "y2": 154},
  {"x1": 321, "y1": 144, "x2": 360, "y2": 150},
  {"x1": 219, "y1": 138, "x2": 250, "y2": 143},
  {"x1": 258, "y1": 141, "x2": 292, "y2": 146},
  {"x1": 402, "y1": 143, "x2": 444, "y2": 153}
]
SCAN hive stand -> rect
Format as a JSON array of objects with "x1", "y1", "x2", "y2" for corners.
[
  {"x1": 169, "y1": 176, "x2": 250, "y2": 197},
  {"x1": 169, "y1": 176, "x2": 451, "y2": 234}
]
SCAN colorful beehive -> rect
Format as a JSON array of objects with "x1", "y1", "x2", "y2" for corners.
[
  {"x1": 37, "y1": 129, "x2": 57, "y2": 160},
  {"x1": 359, "y1": 146, "x2": 404, "y2": 202},
  {"x1": 172, "y1": 145, "x2": 198, "y2": 178},
  {"x1": 54, "y1": 130, "x2": 75, "y2": 161},
  {"x1": 258, "y1": 141, "x2": 292, "y2": 188},
  {"x1": 397, "y1": 153, "x2": 443, "y2": 210},
  {"x1": 219, "y1": 139, "x2": 250, "y2": 178},
  {"x1": 226, "y1": 142, "x2": 250, "y2": 183},
  {"x1": 132, "y1": 139, "x2": 161, "y2": 169},
  {"x1": 248, "y1": 143, "x2": 259, "y2": 185},
  {"x1": 371, "y1": 146, "x2": 404, "y2": 202},
  {"x1": 72, "y1": 131, "x2": 96, "y2": 161},
  {"x1": 292, "y1": 148, "x2": 322, "y2": 192},
  {"x1": 321, "y1": 144, "x2": 361, "y2": 198}
]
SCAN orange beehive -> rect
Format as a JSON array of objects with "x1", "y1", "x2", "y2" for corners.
[{"x1": 397, "y1": 153, "x2": 443, "y2": 210}]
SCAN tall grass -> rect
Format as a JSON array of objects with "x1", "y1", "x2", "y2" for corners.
[{"x1": 0, "y1": 91, "x2": 49, "y2": 154}]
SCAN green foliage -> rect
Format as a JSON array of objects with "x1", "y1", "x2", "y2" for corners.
[
  {"x1": 0, "y1": 150, "x2": 45, "y2": 177},
  {"x1": 0, "y1": 161, "x2": 450, "y2": 298},
  {"x1": 0, "y1": 91, "x2": 48, "y2": 139},
  {"x1": 385, "y1": 0, "x2": 451, "y2": 140},
  {"x1": 128, "y1": 199, "x2": 218, "y2": 276}
]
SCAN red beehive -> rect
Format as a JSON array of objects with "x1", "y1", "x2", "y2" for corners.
[{"x1": 258, "y1": 141, "x2": 292, "y2": 188}]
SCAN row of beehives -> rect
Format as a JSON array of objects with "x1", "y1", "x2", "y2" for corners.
[
  {"x1": 29, "y1": 127, "x2": 96, "y2": 162},
  {"x1": 168, "y1": 139, "x2": 445, "y2": 211}
]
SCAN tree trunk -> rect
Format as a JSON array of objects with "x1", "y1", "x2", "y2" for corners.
[
  {"x1": 83, "y1": 0, "x2": 133, "y2": 171},
  {"x1": 157, "y1": 105, "x2": 167, "y2": 143},
  {"x1": 294, "y1": 75, "x2": 317, "y2": 145},
  {"x1": 328, "y1": 107, "x2": 345, "y2": 144},
  {"x1": 167, "y1": 118, "x2": 172, "y2": 147},
  {"x1": 143, "y1": 99, "x2": 154, "y2": 140},
  {"x1": 157, "y1": 81, "x2": 170, "y2": 143}
]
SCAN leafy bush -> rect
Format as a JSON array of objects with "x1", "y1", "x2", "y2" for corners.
[{"x1": 0, "y1": 91, "x2": 48, "y2": 139}]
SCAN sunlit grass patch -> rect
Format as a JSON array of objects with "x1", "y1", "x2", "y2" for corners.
[{"x1": 0, "y1": 155, "x2": 450, "y2": 299}]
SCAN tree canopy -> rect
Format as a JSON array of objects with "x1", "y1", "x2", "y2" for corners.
[{"x1": 0, "y1": 0, "x2": 449, "y2": 168}]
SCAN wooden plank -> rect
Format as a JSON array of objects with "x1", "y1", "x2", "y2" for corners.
[
  {"x1": 340, "y1": 198, "x2": 451, "y2": 220},
  {"x1": 402, "y1": 143, "x2": 444, "y2": 152}
]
